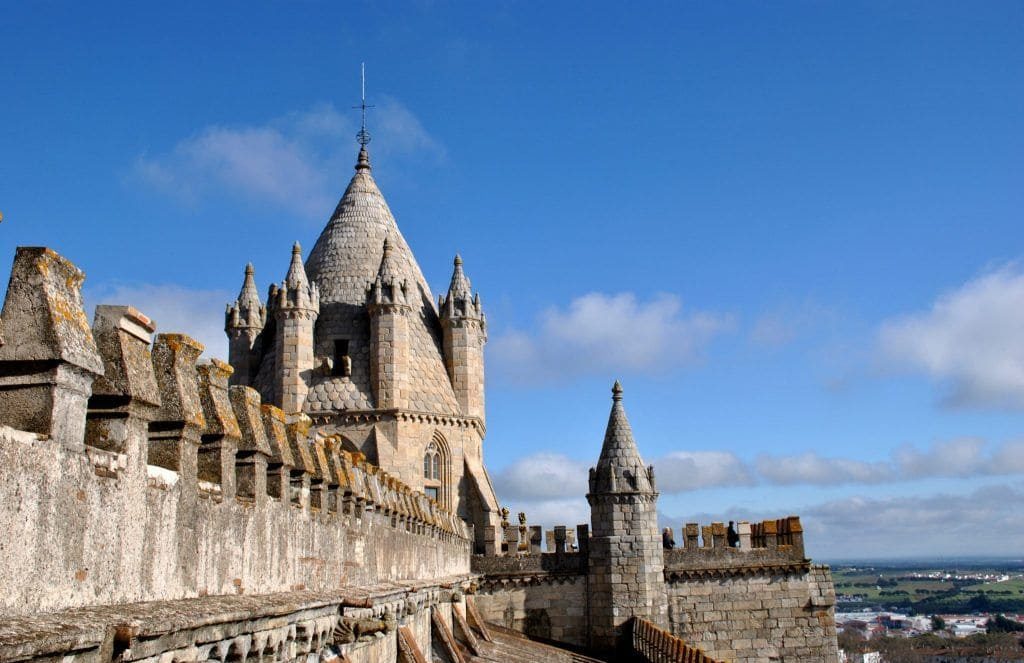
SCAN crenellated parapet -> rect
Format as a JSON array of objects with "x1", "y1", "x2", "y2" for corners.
[
  {"x1": 0, "y1": 246, "x2": 472, "y2": 618},
  {"x1": 663, "y1": 516, "x2": 807, "y2": 580}
]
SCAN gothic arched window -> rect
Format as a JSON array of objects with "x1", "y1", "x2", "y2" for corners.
[
  {"x1": 424, "y1": 442, "x2": 440, "y2": 480},
  {"x1": 423, "y1": 435, "x2": 449, "y2": 507}
]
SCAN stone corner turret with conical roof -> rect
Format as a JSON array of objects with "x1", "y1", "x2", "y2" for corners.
[
  {"x1": 440, "y1": 254, "x2": 487, "y2": 423},
  {"x1": 226, "y1": 263, "x2": 267, "y2": 386},
  {"x1": 586, "y1": 381, "x2": 668, "y2": 652},
  {"x1": 270, "y1": 242, "x2": 319, "y2": 414},
  {"x1": 367, "y1": 236, "x2": 411, "y2": 410}
]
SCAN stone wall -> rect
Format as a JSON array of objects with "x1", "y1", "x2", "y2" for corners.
[
  {"x1": 472, "y1": 572, "x2": 589, "y2": 647},
  {"x1": 665, "y1": 564, "x2": 839, "y2": 663}
]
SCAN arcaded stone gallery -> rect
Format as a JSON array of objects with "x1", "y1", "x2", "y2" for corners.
[{"x1": 0, "y1": 142, "x2": 839, "y2": 662}]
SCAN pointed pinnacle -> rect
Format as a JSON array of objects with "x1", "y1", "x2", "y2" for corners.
[
  {"x1": 612, "y1": 380, "x2": 623, "y2": 401},
  {"x1": 356, "y1": 145, "x2": 371, "y2": 172}
]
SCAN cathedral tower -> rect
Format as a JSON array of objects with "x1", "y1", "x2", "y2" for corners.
[
  {"x1": 225, "y1": 263, "x2": 265, "y2": 387},
  {"x1": 587, "y1": 381, "x2": 668, "y2": 651},
  {"x1": 439, "y1": 255, "x2": 486, "y2": 423},
  {"x1": 271, "y1": 243, "x2": 319, "y2": 414}
]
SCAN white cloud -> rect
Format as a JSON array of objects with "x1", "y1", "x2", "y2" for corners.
[
  {"x1": 655, "y1": 451, "x2": 754, "y2": 491},
  {"x1": 753, "y1": 438, "x2": 1024, "y2": 486},
  {"x1": 86, "y1": 283, "x2": 231, "y2": 360},
  {"x1": 879, "y1": 265, "x2": 1024, "y2": 409},
  {"x1": 754, "y1": 452, "x2": 895, "y2": 485},
  {"x1": 490, "y1": 292, "x2": 733, "y2": 383},
  {"x1": 491, "y1": 452, "x2": 590, "y2": 501},
  {"x1": 132, "y1": 101, "x2": 444, "y2": 220},
  {"x1": 802, "y1": 483, "x2": 1024, "y2": 559}
]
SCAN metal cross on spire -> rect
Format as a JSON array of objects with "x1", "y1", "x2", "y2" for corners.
[{"x1": 354, "y1": 62, "x2": 374, "y2": 146}]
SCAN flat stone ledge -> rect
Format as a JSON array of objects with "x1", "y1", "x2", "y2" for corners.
[{"x1": 0, "y1": 574, "x2": 479, "y2": 662}]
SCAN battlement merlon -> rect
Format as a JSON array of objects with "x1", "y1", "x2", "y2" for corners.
[{"x1": 0, "y1": 247, "x2": 105, "y2": 445}]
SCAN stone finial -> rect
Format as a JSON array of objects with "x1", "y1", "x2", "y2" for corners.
[
  {"x1": 151, "y1": 334, "x2": 205, "y2": 428},
  {"x1": 356, "y1": 145, "x2": 371, "y2": 172},
  {"x1": 587, "y1": 380, "x2": 653, "y2": 495},
  {"x1": 228, "y1": 385, "x2": 272, "y2": 456},
  {"x1": 90, "y1": 305, "x2": 160, "y2": 408}
]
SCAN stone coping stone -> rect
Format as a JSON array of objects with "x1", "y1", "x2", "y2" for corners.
[{"x1": 0, "y1": 574, "x2": 480, "y2": 661}]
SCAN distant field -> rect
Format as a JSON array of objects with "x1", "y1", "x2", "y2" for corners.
[{"x1": 832, "y1": 565, "x2": 1024, "y2": 614}]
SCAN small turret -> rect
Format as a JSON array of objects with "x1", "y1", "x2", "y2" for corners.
[
  {"x1": 586, "y1": 381, "x2": 668, "y2": 651},
  {"x1": 367, "y1": 237, "x2": 411, "y2": 409},
  {"x1": 439, "y1": 254, "x2": 487, "y2": 422},
  {"x1": 225, "y1": 264, "x2": 267, "y2": 386},
  {"x1": 272, "y1": 242, "x2": 319, "y2": 414}
]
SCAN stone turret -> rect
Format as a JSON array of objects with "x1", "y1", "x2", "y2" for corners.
[
  {"x1": 586, "y1": 381, "x2": 668, "y2": 652},
  {"x1": 271, "y1": 243, "x2": 319, "y2": 414},
  {"x1": 439, "y1": 255, "x2": 486, "y2": 422},
  {"x1": 225, "y1": 263, "x2": 266, "y2": 387},
  {"x1": 367, "y1": 237, "x2": 410, "y2": 410}
]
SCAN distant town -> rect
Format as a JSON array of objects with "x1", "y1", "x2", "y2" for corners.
[{"x1": 830, "y1": 560, "x2": 1024, "y2": 662}]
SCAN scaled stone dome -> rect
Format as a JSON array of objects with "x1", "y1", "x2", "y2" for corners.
[{"x1": 301, "y1": 147, "x2": 460, "y2": 415}]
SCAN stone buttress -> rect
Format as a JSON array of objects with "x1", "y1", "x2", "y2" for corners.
[{"x1": 586, "y1": 381, "x2": 668, "y2": 651}]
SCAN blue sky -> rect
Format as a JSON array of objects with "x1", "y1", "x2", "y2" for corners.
[{"x1": 2, "y1": 2, "x2": 1024, "y2": 559}]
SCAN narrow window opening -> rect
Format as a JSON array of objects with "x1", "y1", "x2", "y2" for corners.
[{"x1": 333, "y1": 339, "x2": 350, "y2": 376}]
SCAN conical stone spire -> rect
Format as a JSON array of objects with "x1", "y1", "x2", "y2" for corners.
[
  {"x1": 226, "y1": 263, "x2": 266, "y2": 329},
  {"x1": 589, "y1": 381, "x2": 654, "y2": 494},
  {"x1": 448, "y1": 255, "x2": 472, "y2": 301},
  {"x1": 376, "y1": 237, "x2": 400, "y2": 280},
  {"x1": 368, "y1": 237, "x2": 407, "y2": 307},
  {"x1": 285, "y1": 242, "x2": 309, "y2": 290}
]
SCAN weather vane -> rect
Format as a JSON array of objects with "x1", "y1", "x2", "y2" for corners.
[{"x1": 354, "y1": 62, "x2": 374, "y2": 146}]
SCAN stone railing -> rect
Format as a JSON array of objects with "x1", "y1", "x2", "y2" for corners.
[
  {"x1": 629, "y1": 617, "x2": 724, "y2": 663},
  {"x1": 0, "y1": 246, "x2": 471, "y2": 617}
]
